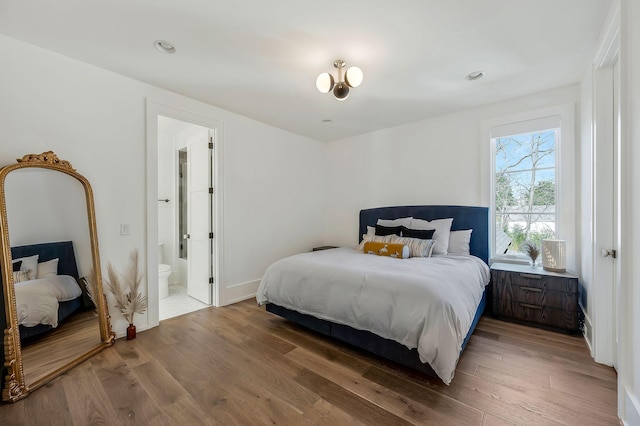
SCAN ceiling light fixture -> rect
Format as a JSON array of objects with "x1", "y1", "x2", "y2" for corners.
[
  {"x1": 154, "y1": 40, "x2": 176, "y2": 54},
  {"x1": 465, "y1": 71, "x2": 484, "y2": 81},
  {"x1": 316, "y1": 60, "x2": 363, "y2": 101}
]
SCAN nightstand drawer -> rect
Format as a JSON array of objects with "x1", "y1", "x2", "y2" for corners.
[
  {"x1": 492, "y1": 268, "x2": 578, "y2": 294},
  {"x1": 493, "y1": 299, "x2": 579, "y2": 331},
  {"x1": 493, "y1": 280, "x2": 579, "y2": 312}
]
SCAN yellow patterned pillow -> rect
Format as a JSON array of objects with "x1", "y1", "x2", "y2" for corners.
[{"x1": 363, "y1": 242, "x2": 409, "y2": 259}]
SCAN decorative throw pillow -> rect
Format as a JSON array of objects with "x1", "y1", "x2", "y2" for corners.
[
  {"x1": 12, "y1": 260, "x2": 22, "y2": 272},
  {"x1": 358, "y1": 234, "x2": 394, "y2": 251},
  {"x1": 37, "y1": 258, "x2": 59, "y2": 279},
  {"x1": 448, "y1": 229, "x2": 473, "y2": 255},
  {"x1": 391, "y1": 236, "x2": 436, "y2": 258},
  {"x1": 13, "y1": 270, "x2": 31, "y2": 283},
  {"x1": 375, "y1": 224, "x2": 403, "y2": 236},
  {"x1": 363, "y1": 242, "x2": 409, "y2": 259},
  {"x1": 13, "y1": 254, "x2": 39, "y2": 280},
  {"x1": 406, "y1": 218, "x2": 454, "y2": 255},
  {"x1": 401, "y1": 227, "x2": 435, "y2": 240}
]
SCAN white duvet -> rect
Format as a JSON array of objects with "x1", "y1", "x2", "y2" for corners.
[
  {"x1": 14, "y1": 275, "x2": 82, "y2": 328},
  {"x1": 256, "y1": 247, "x2": 490, "y2": 384}
]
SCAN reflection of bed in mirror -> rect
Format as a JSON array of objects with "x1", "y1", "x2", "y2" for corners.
[{"x1": 10, "y1": 241, "x2": 92, "y2": 341}]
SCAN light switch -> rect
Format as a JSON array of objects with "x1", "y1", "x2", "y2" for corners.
[{"x1": 120, "y1": 223, "x2": 131, "y2": 236}]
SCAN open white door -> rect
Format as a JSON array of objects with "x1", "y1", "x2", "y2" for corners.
[{"x1": 186, "y1": 131, "x2": 213, "y2": 305}]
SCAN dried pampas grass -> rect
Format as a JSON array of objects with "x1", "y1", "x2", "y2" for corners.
[{"x1": 104, "y1": 249, "x2": 148, "y2": 325}]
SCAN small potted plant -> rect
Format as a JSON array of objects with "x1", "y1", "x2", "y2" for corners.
[
  {"x1": 104, "y1": 249, "x2": 147, "y2": 339},
  {"x1": 521, "y1": 241, "x2": 540, "y2": 267}
]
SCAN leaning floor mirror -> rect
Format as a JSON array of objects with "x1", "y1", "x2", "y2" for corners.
[{"x1": 0, "y1": 151, "x2": 115, "y2": 402}]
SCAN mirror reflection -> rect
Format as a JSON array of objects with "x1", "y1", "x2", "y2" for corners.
[
  {"x1": 0, "y1": 153, "x2": 114, "y2": 401},
  {"x1": 4, "y1": 168, "x2": 101, "y2": 386}
]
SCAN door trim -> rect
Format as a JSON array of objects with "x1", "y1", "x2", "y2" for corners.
[
  {"x1": 590, "y1": 10, "x2": 619, "y2": 367},
  {"x1": 145, "y1": 100, "x2": 224, "y2": 328}
]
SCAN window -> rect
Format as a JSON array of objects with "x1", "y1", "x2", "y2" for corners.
[
  {"x1": 494, "y1": 126, "x2": 558, "y2": 256},
  {"x1": 485, "y1": 111, "x2": 569, "y2": 261}
]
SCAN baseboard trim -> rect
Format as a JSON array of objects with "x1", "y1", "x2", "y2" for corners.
[
  {"x1": 624, "y1": 388, "x2": 640, "y2": 426},
  {"x1": 221, "y1": 279, "x2": 260, "y2": 306},
  {"x1": 579, "y1": 301, "x2": 593, "y2": 355}
]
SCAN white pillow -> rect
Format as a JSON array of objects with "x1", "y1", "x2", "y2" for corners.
[
  {"x1": 407, "y1": 218, "x2": 454, "y2": 255},
  {"x1": 376, "y1": 217, "x2": 413, "y2": 228},
  {"x1": 37, "y1": 258, "x2": 59, "y2": 279},
  {"x1": 13, "y1": 254, "x2": 39, "y2": 280},
  {"x1": 448, "y1": 230, "x2": 473, "y2": 255},
  {"x1": 366, "y1": 226, "x2": 375, "y2": 236},
  {"x1": 357, "y1": 234, "x2": 395, "y2": 251},
  {"x1": 391, "y1": 235, "x2": 436, "y2": 258}
]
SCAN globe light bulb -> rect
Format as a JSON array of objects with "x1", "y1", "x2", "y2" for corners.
[{"x1": 345, "y1": 66, "x2": 363, "y2": 88}]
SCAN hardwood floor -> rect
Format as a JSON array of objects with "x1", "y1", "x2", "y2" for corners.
[
  {"x1": 0, "y1": 300, "x2": 618, "y2": 425},
  {"x1": 21, "y1": 310, "x2": 101, "y2": 386}
]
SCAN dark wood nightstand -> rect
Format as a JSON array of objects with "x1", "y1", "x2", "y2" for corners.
[
  {"x1": 491, "y1": 262, "x2": 579, "y2": 333},
  {"x1": 312, "y1": 246, "x2": 338, "y2": 251}
]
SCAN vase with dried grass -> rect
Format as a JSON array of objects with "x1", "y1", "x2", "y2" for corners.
[
  {"x1": 521, "y1": 241, "x2": 540, "y2": 267},
  {"x1": 104, "y1": 249, "x2": 148, "y2": 340}
]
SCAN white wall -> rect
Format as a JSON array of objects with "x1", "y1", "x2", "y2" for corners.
[
  {"x1": 324, "y1": 85, "x2": 580, "y2": 251},
  {"x1": 620, "y1": 0, "x2": 640, "y2": 423},
  {"x1": 0, "y1": 34, "x2": 327, "y2": 335}
]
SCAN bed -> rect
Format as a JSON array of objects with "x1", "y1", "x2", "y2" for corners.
[
  {"x1": 257, "y1": 205, "x2": 490, "y2": 384},
  {"x1": 8, "y1": 241, "x2": 86, "y2": 341}
]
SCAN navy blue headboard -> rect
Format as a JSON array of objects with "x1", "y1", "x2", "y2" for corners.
[
  {"x1": 10, "y1": 241, "x2": 80, "y2": 280},
  {"x1": 359, "y1": 205, "x2": 489, "y2": 265}
]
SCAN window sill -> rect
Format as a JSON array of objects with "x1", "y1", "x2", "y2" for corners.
[{"x1": 489, "y1": 255, "x2": 531, "y2": 266}]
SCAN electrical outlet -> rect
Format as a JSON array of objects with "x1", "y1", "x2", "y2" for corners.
[{"x1": 120, "y1": 223, "x2": 131, "y2": 236}]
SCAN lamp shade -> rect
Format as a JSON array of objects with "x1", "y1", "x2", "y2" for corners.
[
  {"x1": 333, "y1": 83, "x2": 350, "y2": 100},
  {"x1": 316, "y1": 72, "x2": 334, "y2": 93},
  {"x1": 345, "y1": 66, "x2": 363, "y2": 87},
  {"x1": 542, "y1": 239, "x2": 566, "y2": 272}
]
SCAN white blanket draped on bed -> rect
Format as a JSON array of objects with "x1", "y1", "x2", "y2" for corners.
[
  {"x1": 256, "y1": 247, "x2": 490, "y2": 384},
  {"x1": 14, "y1": 275, "x2": 82, "y2": 328}
]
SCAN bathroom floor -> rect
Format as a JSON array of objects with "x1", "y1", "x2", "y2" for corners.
[{"x1": 159, "y1": 283, "x2": 210, "y2": 321}]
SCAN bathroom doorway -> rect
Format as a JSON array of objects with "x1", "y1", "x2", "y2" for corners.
[{"x1": 157, "y1": 115, "x2": 214, "y2": 321}]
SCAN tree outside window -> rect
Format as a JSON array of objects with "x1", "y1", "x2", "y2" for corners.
[{"x1": 494, "y1": 129, "x2": 557, "y2": 254}]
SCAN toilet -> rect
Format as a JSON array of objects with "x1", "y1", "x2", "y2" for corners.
[{"x1": 158, "y1": 243, "x2": 172, "y2": 299}]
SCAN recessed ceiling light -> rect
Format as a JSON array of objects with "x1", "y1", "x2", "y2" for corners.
[
  {"x1": 321, "y1": 119, "x2": 333, "y2": 123},
  {"x1": 154, "y1": 40, "x2": 176, "y2": 54},
  {"x1": 465, "y1": 71, "x2": 484, "y2": 81}
]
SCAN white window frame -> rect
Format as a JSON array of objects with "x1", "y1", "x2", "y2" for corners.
[{"x1": 481, "y1": 104, "x2": 575, "y2": 268}]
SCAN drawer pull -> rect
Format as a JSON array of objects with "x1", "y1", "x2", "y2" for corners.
[
  {"x1": 519, "y1": 273, "x2": 542, "y2": 280},
  {"x1": 519, "y1": 303, "x2": 542, "y2": 310},
  {"x1": 521, "y1": 286, "x2": 542, "y2": 293}
]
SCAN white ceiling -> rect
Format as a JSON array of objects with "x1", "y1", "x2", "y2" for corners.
[{"x1": 0, "y1": 0, "x2": 612, "y2": 142}]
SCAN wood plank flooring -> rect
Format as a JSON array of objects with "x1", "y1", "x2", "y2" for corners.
[
  {"x1": 0, "y1": 299, "x2": 618, "y2": 425},
  {"x1": 21, "y1": 310, "x2": 101, "y2": 386}
]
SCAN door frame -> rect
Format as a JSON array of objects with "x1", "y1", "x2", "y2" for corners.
[
  {"x1": 146, "y1": 100, "x2": 224, "y2": 328},
  {"x1": 590, "y1": 13, "x2": 620, "y2": 367}
]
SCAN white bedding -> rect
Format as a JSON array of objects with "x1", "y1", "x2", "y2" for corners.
[
  {"x1": 14, "y1": 275, "x2": 82, "y2": 328},
  {"x1": 256, "y1": 247, "x2": 490, "y2": 384}
]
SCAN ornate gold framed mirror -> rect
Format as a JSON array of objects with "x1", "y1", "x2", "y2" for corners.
[{"x1": 0, "y1": 151, "x2": 115, "y2": 402}]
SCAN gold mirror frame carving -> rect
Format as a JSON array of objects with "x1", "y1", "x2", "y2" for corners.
[{"x1": 0, "y1": 152, "x2": 115, "y2": 402}]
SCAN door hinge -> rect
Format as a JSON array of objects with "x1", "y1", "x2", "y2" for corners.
[
  {"x1": 209, "y1": 187, "x2": 214, "y2": 194},
  {"x1": 209, "y1": 277, "x2": 214, "y2": 284},
  {"x1": 209, "y1": 141, "x2": 213, "y2": 149},
  {"x1": 209, "y1": 232, "x2": 214, "y2": 239}
]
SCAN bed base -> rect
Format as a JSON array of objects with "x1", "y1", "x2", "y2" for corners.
[{"x1": 266, "y1": 290, "x2": 487, "y2": 378}]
